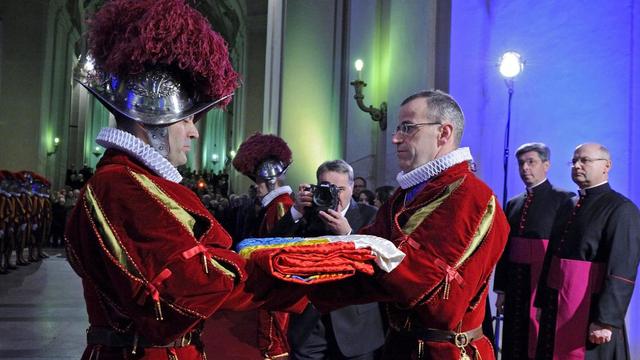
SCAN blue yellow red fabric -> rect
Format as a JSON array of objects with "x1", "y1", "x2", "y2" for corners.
[{"x1": 237, "y1": 235, "x2": 405, "y2": 284}]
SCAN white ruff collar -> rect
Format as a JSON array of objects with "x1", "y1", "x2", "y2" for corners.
[
  {"x1": 96, "y1": 127, "x2": 183, "y2": 183},
  {"x1": 261, "y1": 186, "x2": 293, "y2": 208},
  {"x1": 396, "y1": 147, "x2": 473, "y2": 189}
]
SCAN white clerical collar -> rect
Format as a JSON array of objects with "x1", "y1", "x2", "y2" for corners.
[
  {"x1": 578, "y1": 180, "x2": 609, "y2": 196},
  {"x1": 96, "y1": 127, "x2": 182, "y2": 183},
  {"x1": 261, "y1": 186, "x2": 293, "y2": 208},
  {"x1": 396, "y1": 147, "x2": 473, "y2": 189},
  {"x1": 527, "y1": 178, "x2": 548, "y2": 192}
]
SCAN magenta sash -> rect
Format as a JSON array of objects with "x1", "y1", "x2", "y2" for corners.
[
  {"x1": 508, "y1": 237, "x2": 549, "y2": 359},
  {"x1": 546, "y1": 256, "x2": 605, "y2": 360}
]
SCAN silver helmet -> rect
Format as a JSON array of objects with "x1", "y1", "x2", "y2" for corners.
[
  {"x1": 73, "y1": 54, "x2": 232, "y2": 126},
  {"x1": 256, "y1": 159, "x2": 289, "y2": 192}
]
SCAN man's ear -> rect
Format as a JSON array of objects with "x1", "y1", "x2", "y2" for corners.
[{"x1": 439, "y1": 123, "x2": 454, "y2": 145}]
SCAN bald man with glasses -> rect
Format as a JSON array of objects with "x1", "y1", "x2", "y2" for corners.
[
  {"x1": 535, "y1": 143, "x2": 640, "y2": 360},
  {"x1": 308, "y1": 90, "x2": 510, "y2": 360}
]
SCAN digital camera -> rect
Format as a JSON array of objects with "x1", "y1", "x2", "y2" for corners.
[{"x1": 306, "y1": 181, "x2": 340, "y2": 213}]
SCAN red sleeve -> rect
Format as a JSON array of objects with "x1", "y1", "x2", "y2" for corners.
[
  {"x1": 65, "y1": 166, "x2": 250, "y2": 343},
  {"x1": 311, "y1": 176, "x2": 509, "y2": 319}
]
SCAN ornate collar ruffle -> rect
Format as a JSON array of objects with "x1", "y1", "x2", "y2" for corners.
[
  {"x1": 96, "y1": 127, "x2": 182, "y2": 183},
  {"x1": 396, "y1": 147, "x2": 473, "y2": 189},
  {"x1": 261, "y1": 186, "x2": 293, "y2": 208}
]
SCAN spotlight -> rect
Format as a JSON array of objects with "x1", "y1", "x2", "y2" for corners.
[{"x1": 499, "y1": 51, "x2": 524, "y2": 79}]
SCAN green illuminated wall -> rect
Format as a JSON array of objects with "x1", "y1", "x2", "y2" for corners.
[
  {"x1": 82, "y1": 97, "x2": 110, "y2": 169},
  {"x1": 279, "y1": 1, "x2": 345, "y2": 187},
  {"x1": 198, "y1": 109, "x2": 228, "y2": 174},
  {"x1": 0, "y1": 1, "x2": 49, "y2": 174}
]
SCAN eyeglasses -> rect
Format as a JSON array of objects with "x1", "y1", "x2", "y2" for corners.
[
  {"x1": 568, "y1": 157, "x2": 608, "y2": 166},
  {"x1": 392, "y1": 122, "x2": 441, "y2": 137}
]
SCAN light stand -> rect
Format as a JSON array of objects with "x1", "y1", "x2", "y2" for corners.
[
  {"x1": 498, "y1": 51, "x2": 524, "y2": 209},
  {"x1": 494, "y1": 51, "x2": 524, "y2": 355},
  {"x1": 502, "y1": 85, "x2": 514, "y2": 210}
]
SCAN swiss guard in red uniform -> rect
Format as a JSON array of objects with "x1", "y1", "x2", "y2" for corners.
[
  {"x1": 65, "y1": 1, "x2": 301, "y2": 359},
  {"x1": 308, "y1": 90, "x2": 510, "y2": 360},
  {"x1": 233, "y1": 133, "x2": 295, "y2": 359}
]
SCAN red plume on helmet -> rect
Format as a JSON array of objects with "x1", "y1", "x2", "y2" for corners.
[
  {"x1": 76, "y1": 0, "x2": 240, "y2": 126},
  {"x1": 87, "y1": 0, "x2": 239, "y2": 106},
  {"x1": 233, "y1": 133, "x2": 292, "y2": 180}
]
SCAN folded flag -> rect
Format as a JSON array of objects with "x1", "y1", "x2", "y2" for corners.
[{"x1": 236, "y1": 235, "x2": 405, "y2": 284}]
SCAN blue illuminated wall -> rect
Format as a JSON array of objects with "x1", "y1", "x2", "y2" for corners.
[{"x1": 450, "y1": 0, "x2": 640, "y2": 355}]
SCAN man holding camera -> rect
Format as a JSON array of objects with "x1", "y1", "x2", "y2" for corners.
[{"x1": 273, "y1": 159, "x2": 384, "y2": 360}]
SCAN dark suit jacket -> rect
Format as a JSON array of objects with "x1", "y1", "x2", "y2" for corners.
[{"x1": 274, "y1": 200, "x2": 385, "y2": 358}]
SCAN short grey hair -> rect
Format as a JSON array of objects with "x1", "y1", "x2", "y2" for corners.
[
  {"x1": 316, "y1": 160, "x2": 354, "y2": 185},
  {"x1": 575, "y1": 143, "x2": 611, "y2": 160},
  {"x1": 401, "y1": 90, "x2": 465, "y2": 146},
  {"x1": 597, "y1": 144, "x2": 611, "y2": 160},
  {"x1": 516, "y1": 142, "x2": 551, "y2": 162}
]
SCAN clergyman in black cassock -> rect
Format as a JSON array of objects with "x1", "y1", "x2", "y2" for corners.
[
  {"x1": 494, "y1": 143, "x2": 574, "y2": 359},
  {"x1": 535, "y1": 143, "x2": 640, "y2": 360}
]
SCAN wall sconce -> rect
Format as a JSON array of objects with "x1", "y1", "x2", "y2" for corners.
[
  {"x1": 224, "y1": 149, "x2": 236, "y2": 170},
  {"x1": 350, "y1": 59, "x2": 387, "y2": 131},
  {"x1": 211, "y1": 153, "x2": 219, "y2": 165},
  {"x1": 92, "y1": 146, "x2": 103, "y2": 158},
  {"x1": 47, "y1": 137, "x2": 60, "y2": 156}
]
